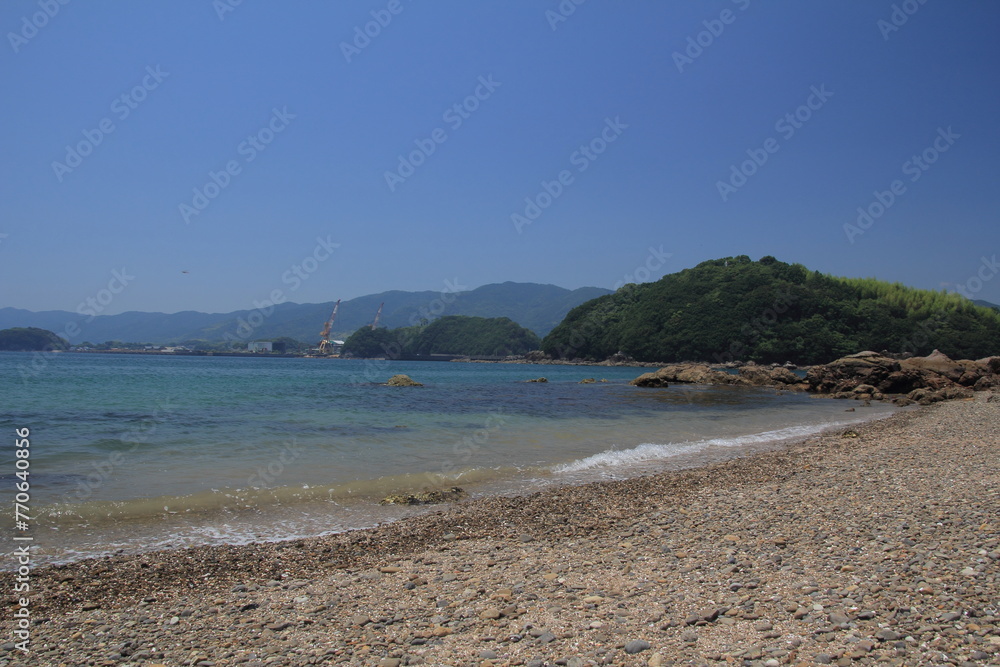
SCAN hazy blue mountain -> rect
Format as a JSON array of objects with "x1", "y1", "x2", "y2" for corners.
[
  {"x1": 973, "y1": 299, "x2": 1000, "y2": 311},
  {"x1": 0, "y1": 282, "x2": 610, "y2": 345}
]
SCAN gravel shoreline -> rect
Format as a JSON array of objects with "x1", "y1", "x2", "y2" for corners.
[{"x1": 5, "y1": 394, "x2": 998, "y2": 666}]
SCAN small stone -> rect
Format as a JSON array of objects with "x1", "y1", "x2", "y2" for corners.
[
  {"x1": 583, "y1": 596, "x2": 604, "y2": 604},
  {"x1": 350, "y1": 614, "x2": 371, "y2": 626},
  {"x1": 480, "y1": 608, "x2": 502, "y2": 620},
  {"x1": 379, "y1": 566, "x2": 402, "y2": 573},
  {"x1": 518, "y1": 533, "x2": 533, "y2": 542},
  {"x1": 536, "y1": 631, "x2": 556, "y2": 644},
  {"x1": 167, "y1": 616, "x2": 180, "y2": 626},
  {"x1": 829, "y1": 611, "x2": 850, "y2": 625},
  {"x1": 960, "y1": 567, "x2": 977, "y2": 576},
  {"x1": 765, "y1": 660, "x2": 780, "y2": 667},
  {"x1": 624, "y1": 640, "x2": 651, "y2": 654},
  {"x1": 856, "y1": 640, "x2": 874, "y2": 652},
  {"x1": 379, "y1": 660, "x2": 402, "y2": 667},
  {"x1": 479, "y1": 650, "x2": 498, "y2": 660},
  {"x1": 754, "y1": 621, "x2": 773, "y2": 632},
  {"x1": 648, "y1": 654, "x2": 664, "y2": 667},
  {"x1": 814, "y1": 654, "x2": 832, "y2": 665},
  {"x1": 681, "y1": 630, "x2": 697, "y2": 643},
  {"x1": 698, "y1": 608, "x2": 721, "y2": 623},
  {"x1": 941, "y1": 611, "x2": 962, "y2": 622}
]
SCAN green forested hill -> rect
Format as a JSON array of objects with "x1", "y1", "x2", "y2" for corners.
[
  {"x1": 343, "y1": 316, "x2": 540, "y2": 358},
  {"x1": 540, "y1": 256, "x2": 1000, "y2": 365},
  {"x1": 0, "y1": 327, "x2": 68, "y2": 351}
]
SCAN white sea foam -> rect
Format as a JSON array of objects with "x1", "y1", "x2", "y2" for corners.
[{"x1": 552, "y1": 421, "x2": 856, "y2": 474}]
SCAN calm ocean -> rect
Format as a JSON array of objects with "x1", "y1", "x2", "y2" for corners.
[{"x1": 1, "y1": 352, "x2": 897, "y2": 566}]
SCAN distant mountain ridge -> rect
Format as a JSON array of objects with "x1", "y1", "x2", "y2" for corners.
[{"x1": 0, "y1": 282, "x2": 611, "y2": 345}]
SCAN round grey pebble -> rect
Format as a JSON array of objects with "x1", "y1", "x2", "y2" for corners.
[{"x1": 623, "y1": 639, "x2": 651, "y2": 654}]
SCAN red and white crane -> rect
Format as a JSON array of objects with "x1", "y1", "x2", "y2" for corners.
[{"x1": 318, "y1": 299, "x2": 340, "y2": 355}]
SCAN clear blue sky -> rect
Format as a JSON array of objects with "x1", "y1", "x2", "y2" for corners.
[{"x1": 2, "y1": 1, "x2": 998, "y2": 315}]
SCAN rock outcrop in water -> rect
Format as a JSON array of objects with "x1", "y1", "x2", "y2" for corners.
[
  {"x1": 805, "y1": 350, "x2": 998, "y2": 404},
  {"x1": 386, "y1": 374, "x2": 423, "y2": 387},
  {"x1": 736, "y1": 364, "x2": 801, "y2": 386},
  {"x1": 631, "y1": 364, "x2": 736, "y2": 387},
  {"x1": 630, "y1": 371, "x2": 669, "y2": 388},
  {"x1": 631, "y1": 363, "x2": 804, "y2": 389},
  {"x1": 630, "y1": 351, "x2": 1000, "y2": 405}
]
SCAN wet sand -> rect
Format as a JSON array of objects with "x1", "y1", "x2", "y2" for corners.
[{"x1": 6, "y1": 392, "x2": 999, "y2": 666}]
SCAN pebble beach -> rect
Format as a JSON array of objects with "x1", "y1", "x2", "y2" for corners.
[{"x1": 7, "y1": 392, "x2": 999, "y2": 666}]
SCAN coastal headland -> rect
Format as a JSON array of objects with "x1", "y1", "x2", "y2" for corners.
[{"x1": 11, "y1": 392, "x2": 998, "y2": 665}]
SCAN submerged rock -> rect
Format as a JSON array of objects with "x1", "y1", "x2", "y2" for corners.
[
  {"x1": 379, "y1": 487, "x2": 468, "y2": 505},
  {"x1": 386, "y1": 374, "x2": 423, "y2": 387},
  {"x1": 526, "y1": 377, "x2": 548, "y2": 383}
]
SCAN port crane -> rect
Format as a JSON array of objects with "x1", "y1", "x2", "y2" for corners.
[
  {"x1": 317, "y1": 299, "x2": 340, "y2": 355},
  {"x1": 371, "y1": 302, "x2": 383, "y2": 330}
]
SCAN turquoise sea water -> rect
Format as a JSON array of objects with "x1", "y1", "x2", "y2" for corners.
[{"x1": 1, "y1": 352, "x2": 897, "y2": 566}]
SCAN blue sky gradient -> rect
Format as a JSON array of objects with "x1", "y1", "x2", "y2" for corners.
[{"x1": 2, "y1": 0, "x2": 998, "y2": 314}]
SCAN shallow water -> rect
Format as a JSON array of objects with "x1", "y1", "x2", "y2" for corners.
[{"x1": 0, "y1": 352, "x2": 896, "y2": 566}]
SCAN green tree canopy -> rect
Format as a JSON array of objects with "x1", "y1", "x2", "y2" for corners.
[
  {"x1": 0, "y1": 327, "x2": 69, "y2": 351},
  {"x1": 540, "y1": 257, "x2": 1000, "y2": 364},
  {"x1": 342, "y1": 316, "x2": 540, "y2": 358}
]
